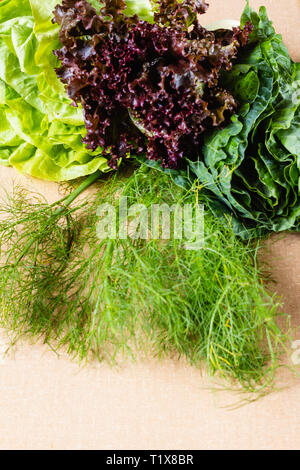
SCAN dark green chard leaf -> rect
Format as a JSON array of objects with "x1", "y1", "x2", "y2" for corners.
[
  {"x1": 241, "y1": 2, "x2": 275, "y2": 42},
  {"x1": 277, "y1": 105, "x2": 300, "y2": 160},
  {"x1": 186, "y1": 1, "x2": 300, "y2": 238}
]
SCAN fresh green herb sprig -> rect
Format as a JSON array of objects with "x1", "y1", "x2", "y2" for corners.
[{"x1": 0, "y1": 165, "x2": 290, "y2": 396}]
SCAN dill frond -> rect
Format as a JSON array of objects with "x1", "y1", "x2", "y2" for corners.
[{"x1": 0, "y1": 165, "x2": 291, "y2": 397}]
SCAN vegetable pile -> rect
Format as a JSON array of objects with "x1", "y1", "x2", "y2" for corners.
[{"x1": 0, "y1": 0, "x2": 299, "y2": 395}]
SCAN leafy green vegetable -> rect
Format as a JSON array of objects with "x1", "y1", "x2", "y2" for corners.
[
  {"x1": 185, "y1": 2, "x2": 300, "y2": 238},
  {"x1": 0, "y1": 0, "x2": 110, "y2": 180},
  {"x1": 125, "y1": 0, "x2": 153, "y2": 21}
]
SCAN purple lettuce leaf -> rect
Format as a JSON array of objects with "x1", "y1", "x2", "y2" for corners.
[{"x1": 53, "y1": 0, "x2": 252, "y2": 169}]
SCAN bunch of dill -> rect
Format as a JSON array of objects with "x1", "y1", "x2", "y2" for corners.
[{"x1": 0, "y1": 165, "x2": 289, "y2": 396}]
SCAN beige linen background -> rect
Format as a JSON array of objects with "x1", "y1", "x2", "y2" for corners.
[{"x1": 0, "y1": 0, "x2": 300, "y2": 450}]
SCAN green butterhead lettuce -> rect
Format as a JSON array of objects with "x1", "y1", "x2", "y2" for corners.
[{"x1": 0, "y1": 0, "x2": 112, "y2": 180}]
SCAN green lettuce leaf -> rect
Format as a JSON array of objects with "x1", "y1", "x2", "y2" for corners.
[{"x1": 125, "y1": 0, "x2": 153, "y2": 21}]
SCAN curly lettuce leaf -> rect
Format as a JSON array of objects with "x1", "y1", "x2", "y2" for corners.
[{"x1": 53, "y1": 0, "x2": 251, "y2": 170}]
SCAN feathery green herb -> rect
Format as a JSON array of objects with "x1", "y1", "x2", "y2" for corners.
[{"x1": 0, "y1": 165, "x2": 289, "y2": 395}]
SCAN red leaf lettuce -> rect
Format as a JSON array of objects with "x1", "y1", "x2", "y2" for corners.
[{"x1": 53, "y1": 0, "x2": 252, "y2": 169}]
